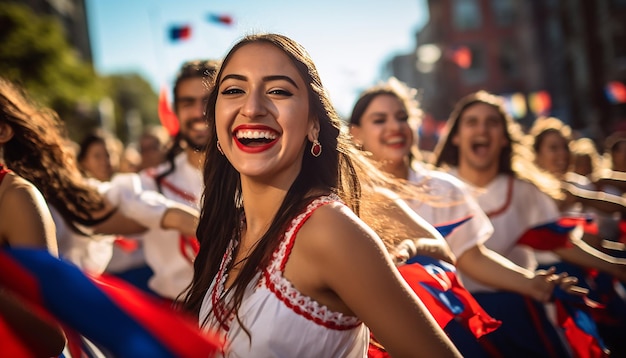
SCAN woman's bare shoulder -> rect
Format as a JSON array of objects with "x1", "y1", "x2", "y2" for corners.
[
  {"x1": 0, "y1": 173, "x2": 43, "y2": 209},
  {"x1": 297, "y1": 201, "x2": 386, "y2": 258}
]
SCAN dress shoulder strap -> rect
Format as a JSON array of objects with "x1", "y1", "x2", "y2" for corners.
[
  {"x1": 268, "y1": 194, "x2": 341, "y2": 273},
  {"x1": 0, "y1": 165, "x2": 10, "y2": 184}
]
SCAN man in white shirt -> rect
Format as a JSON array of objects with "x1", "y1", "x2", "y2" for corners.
[{"x1": 138, "y1": 60, "x2": 219, "y2": 301}]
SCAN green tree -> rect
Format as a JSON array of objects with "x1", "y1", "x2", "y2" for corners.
[
  {"x1": 103, "y1": 74, "x2": 159, "y2": 144},
  {"x1": 0, "y1": 2, "x2": 103, "y2": 141},
  {"x1": 0, "y1": 3, "x2": 159, "y2": 144},
  {"x1": 0, "y1": 3, "x2": 103, "y2": 120}
]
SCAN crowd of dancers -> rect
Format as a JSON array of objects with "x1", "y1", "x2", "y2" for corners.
[{"x1": 1, "y1": 33, "x2": 626, "y2": 357}]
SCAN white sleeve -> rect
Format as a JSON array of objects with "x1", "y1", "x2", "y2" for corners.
[
  {"x1": 408, "y1": 170, "x2": 494, "y2": 259},
  {"x1": 104, "y1": 173, "x2": 169, "y2": 230}
]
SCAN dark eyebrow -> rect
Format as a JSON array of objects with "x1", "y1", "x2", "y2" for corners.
[
  {"x1": 220, "y1": 74, "x2": 299, "y2": 89},
  {"x1": 263, "y1": 75, "x2": 299, "y2": 88}
]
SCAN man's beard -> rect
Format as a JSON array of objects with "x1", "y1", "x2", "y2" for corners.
[
  {"x1": 181, "y1": 132, "x2": 207, "y2": 152},
  {"x1": 181, "y1": 118, "x2": 209, "y2": 152}
]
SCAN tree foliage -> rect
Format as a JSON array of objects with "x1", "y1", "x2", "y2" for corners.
[
  {"x1": 0, "y1": 3, "x2": 158, "y2": 144},
  {"x1": 0, "y1": 3, "x2": 103, "y2": 107},
  {"x1": 103, "y1": 74, "x2": 159, "y2": 144}
]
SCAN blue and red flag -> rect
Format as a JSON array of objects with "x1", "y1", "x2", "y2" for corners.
[
  {"x1": 207, "y1": 13, "x2": 233, "y2": 26},
  {"x1": 0, "y1": 248, "x2": 221, "y2": 358},
  {"x1": 169, "y1": 24, "x2": 192, "y2": 41},
  {"x1": 605, "y1": 81, "x2": 626, "y2": 104},
  {"x1": 403, "y1": 255, "x2": 502, "y2": 337},
  {"x1": 552, "y1": 285, "x2": 610, "y2": 358},
  {"x1": 517, "y1": 215, "x2": 595, "y2": 250},
  {"x1": 369, "y1": 256, "x2": 501, "y2": 357}
]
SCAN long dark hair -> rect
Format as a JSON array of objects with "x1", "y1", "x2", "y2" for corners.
[
  {"x1": 433, "y1": 90, "x2": 563, "y2": 199},
  {"x1": 433, "y1": 90, "x2": 517, "y2": 174},
  {"x1": 349, "y1": 77, "x2": 423, "y2": 164},
  {"x1": 0, "y1": 77, "x2": 108, "y2": 233},
  {"x1": 182, "y1": 34, "x2": 361, "y2": 330}
]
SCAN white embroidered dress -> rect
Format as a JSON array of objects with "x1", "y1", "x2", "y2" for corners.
[{"x1": 199, "y1": 195, "x2": 369, "y2": 358}]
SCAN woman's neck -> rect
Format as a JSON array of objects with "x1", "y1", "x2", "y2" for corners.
[
  {"x1": 382, "y1": 159, "x2": 409, "y2": 180},
  {"x1": 457, "y1": 164, "x2": 499, "y2": 188},
  {"x1": 239, "y1": 179, "x2": 288, "y2": 242}
]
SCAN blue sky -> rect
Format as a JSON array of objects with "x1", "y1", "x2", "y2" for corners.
[{"x1": 85, "y1": 0, "x2": 428, "y2": 117}]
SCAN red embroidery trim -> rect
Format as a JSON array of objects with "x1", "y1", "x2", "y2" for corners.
[
  {"x1": 485, "y1": 176, "x2": 514, "y2": 218},
  {"x1": 211, "y1": 241, "x2": 237, "y2": 332},
  {"x1": 179, "y1": 235, "x2": 200, "y2": 264},
  {"x1": 159, "y1": 179, "x2": 197, "y2": 203},
  {"x1": 145, "y1": 169, "x2": 197, "y2": 203},
  {"x1": 212, "y1": 197, "x2": 361, "y2": 332},
  {"x1": 263, "y1": 197, "x2": 362, "y2": 330}
]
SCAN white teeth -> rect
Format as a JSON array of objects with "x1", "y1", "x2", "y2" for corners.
[
  {"x1": 386, "y1": 137, "x2": 404, "y2": 144},
  {"x1": 235, "y1": 130, "x2": 277, "y2": 140}
]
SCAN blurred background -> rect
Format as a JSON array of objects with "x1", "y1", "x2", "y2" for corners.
[{"x1": 1, "y1": 0, "x2": 625, "y2": 152}]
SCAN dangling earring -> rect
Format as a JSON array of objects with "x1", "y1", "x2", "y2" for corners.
[
  {"x1": 217, "y1": 141, "x2": 224, "y2": 155},
  {"x1": 310, "y1": 139, "x2": 322, "y2": 157}
]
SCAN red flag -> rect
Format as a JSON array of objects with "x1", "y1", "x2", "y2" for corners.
[
  {"x1": 158, "y1": 86, "x2": 179, "y2": 136},
  {"x1": 449, "y1": 46, "x2": 472, "y2": 69}
]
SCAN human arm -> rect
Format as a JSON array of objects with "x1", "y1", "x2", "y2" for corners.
[
  {"x1": 562, "y1": 181, "x2": 626, "y2": 215},
  {"x1": 91, "y1": 197, "x2": 199, "y2": 237},
  {"x1": 456, "y1": 244, "x2": 578, "y2": 302},
  {"x1": 95, "y1": 173, "x2": 199, "y2": 237},
  {"x1": 553, "y1": 226, "x2": 626, "y2": 282},
  {"x1": 0, "y1": 175, "x2": 58, "y2": 255},
  {"x1": 594, "y1": 169, "x2": 626, "y2": 193},
  {"x1": 160, "y1": 204, "x2": 199, "y2": 238},
  {"x1": 298, "y1": 203, "x2": 461, "y2": 358}
]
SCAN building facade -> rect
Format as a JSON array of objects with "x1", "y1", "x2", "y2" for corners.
[{"x1": 388, "y1": 0, "x2": 626, "y2": 142}]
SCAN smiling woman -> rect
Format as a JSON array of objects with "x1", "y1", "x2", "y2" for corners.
[{"x1": 182, "y1": 33, "x2": 461, "y2": 358}]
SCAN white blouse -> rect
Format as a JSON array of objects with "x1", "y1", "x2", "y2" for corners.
[{"x1": 199, "y1": 195, "x2": 369, "y2": 358}]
